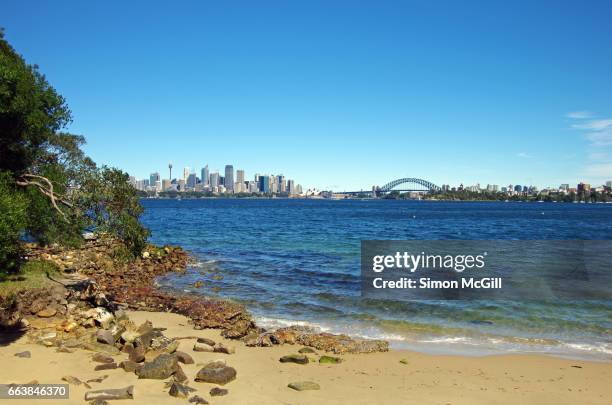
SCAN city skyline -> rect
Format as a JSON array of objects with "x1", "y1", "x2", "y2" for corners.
[{"x1": 3, "y1": 2, "x2": 612, "y2": 190}]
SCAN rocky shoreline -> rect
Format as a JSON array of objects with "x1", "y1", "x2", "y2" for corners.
[{"x1": 0, "y1": 237, "x2": 388, "y2": 403}]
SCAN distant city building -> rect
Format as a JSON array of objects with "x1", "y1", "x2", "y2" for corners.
[
  {"x1": 210, "y1": 172, "x2": 219, "y2": 188},
  {"x1": 236, "y1": 169, "x2": 245, "y2": 183},
  {"x1": 225, "y1": 165, "x2": 234, "y2": 192},
  {"x1": 178, "y1": 179, "x2": 186, "y2": 191},
  {"x1": 287, "y1": 179, "x2": 295, "y2": 195},
  {"x1": 277, "y1": 175, "x2": 286, "y2": 193},
  {"x1": 202, "y1": 165, "x2": 209, "y2": 186},
  {"x1": 187, "y1": 172, "x2": 197, "y2": 189},
  {"x1": 150, "y1": 172, "x2": 160, "y2": 191},
  {"x1": 162, "y1": 179, "x2": 172, "y2": 191},
  {"x1": 183, "y1": 167, "x2": 190, "y2": 183},
  {"x1": 259, "y1": 175, "x2": 270, "y2": 193}
]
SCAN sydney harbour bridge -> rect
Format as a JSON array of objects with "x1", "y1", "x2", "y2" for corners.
[{"x1": 341, "y1": 178, "x2": 441, "y2": 197}]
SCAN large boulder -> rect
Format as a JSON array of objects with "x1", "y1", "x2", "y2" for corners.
[{"x1": 194, "y1": 361, "x2": 236, "y2": 385}]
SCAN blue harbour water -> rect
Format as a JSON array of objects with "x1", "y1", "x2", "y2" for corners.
[{"x1": 141, "y1": 199, "x2": 612, "y2": 361}]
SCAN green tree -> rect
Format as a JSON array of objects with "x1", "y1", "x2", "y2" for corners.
[{"x1": 0, "y1": 29, "x2": 149, "y2": 270}]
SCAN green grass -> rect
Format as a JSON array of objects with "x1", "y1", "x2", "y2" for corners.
[{"x1": 0, "y1": 260, "x2": 59, "y2": 298}]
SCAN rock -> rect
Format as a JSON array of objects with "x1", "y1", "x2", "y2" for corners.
[
  {"x1": 298, "y1": 347, "x2": 316, "y2": 354},
  {"x1": 84, "y1": 386, "x2": 134, "y2": 401},
  {"x1": 163, "y1": 340, "x2": 179, "y2": 354},
  {"x1": 399, "y1": 358, "x2": 408, "y2": 365},
  {"x1": 272, "y1": 329, "x2": 297, "y2": 345},
  {"x1": 142, "y1": 251, "x2": 150, "y2": 259},
  {"x1": 86, "y1": 375, "x2": 109, "y2": 384},
  {"x1": 173, "y1": 365, "x2": 188, "y2": 383},
  {"x1": 37, "y1": 307, "x2": 57, "y2": 318},
  {"x1": 96, "y1": 330, "x2": 115, "y2": 346},
  {"x1": 62, "y1": 375, "x2": 84, "y2": 386},
  {"x1": 175, "y1": 351, "x2": 194, "y2": 364},
  {"x1": 56, "y1": 346, "x2": 74, "y2": 353},
  {"x1": 196, "y1": 337, "x2": 216, "y2": 346},
  {"x1": 194, "y1": 361, "x2": 237, "y2": 385},
  {"x1": 319, "y1": 355, "x2": 342, "y2": 364},
  {"x1": 213, "y1": 343, "x2": 235, "y2": 354},
  {"x1": 88, "y1": 400, "x2": 109, "y2": 405},
  {"x1": 92, "y1": 353, "x2": 114, "y2": 364},
  {"x1": 189, "y1": 395, "x2": 209, "y2": 404},
  {"x1": 120, "y1": 330, "x2": 140, "y2": 344},
  {"x1": 137, "y1": 354, "x2": 178, "y2": 379},
  {"x1": 119, "y1": 360, "x2": 142, "y2": 373},
  {"x1": 19, "y1": 318, "x2": 30, "y2": 328},
  {"x1": 288, "y1": 381, "x2": 320, "y2": 391},
  {"x1": 63, "y1": 321, "x2": 78, "y2": 332},
  {"x1": 14, "y1": 351, "x2": 31, "y2": 358},
  {"x1": 94, "y1": 363, "x2": 117, "y2": 371},
  {"x1": 193, "y1": 343, "x2": 214, "y2": 352},
  {"x1": 129, "y1": 345, "x2": 145, "y2": 363},
  {"x1": 168, "y1": 382, "x2": 196, "y2": 398},
  {"x1": 279, "y1": 354, "x2": 309, "y2": 365},
  {"x1": 210, "y1": 387, "x2": 228, "y2": 396}
]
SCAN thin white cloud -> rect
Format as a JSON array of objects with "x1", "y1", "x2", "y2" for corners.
[
  {"x1": 571, "y1": 119, "x2": 612, "y2": 131},
  {"x1": 517, "y1": 152, "x2": 532, "y2": 158},
  {"x1": 586, "y1": 130, "x2": 612, "y2": 147},
  {"x1": 567, "y1": 111, "x2": 593, "y2": 119}
]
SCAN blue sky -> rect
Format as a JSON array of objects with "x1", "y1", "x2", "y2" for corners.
[{"x1": 3, "y1": 1, "x2": 611, "y2": 190}]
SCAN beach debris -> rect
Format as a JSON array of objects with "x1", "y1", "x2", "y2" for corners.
[
  {"x1": 176, "y1": 351, "x2": 195, "y2": 364},
  {"x1": 14, "y1": 351, "x2": 31, "y2": 358},
  {"x1": 288, "y1": 381, "x2": 321, "y2": 391},
  {"x1": 92, "y1": 353, "x2": 114, "y2": 363},
  {"x1": 571, "y1": 365, "x2": 583, "y2": 368},
  {"x1": 298, "y1": 347, "x2": 316, "y2": 354},
  {"x1": 84, "y1": 386, "x2": 134, "y2": 401},
  {"x1": 195, "y1": 361, "x2": 237, "y2": 385},
  {"x1": 399, "y1": 358, "x2": 409, "y2": 365},
  {"x1": 210, "y1": 387, "x2": 228, "y2": 396},
  {"x1": 136, "y1": 353, "x2": 178, "y2": 379},
  {"x1": 279, "y1": 354, "x2": 309, "y2": 365},
  {"x1": 168, "y1": 382, "x2": 196, "y2": 398},
  {"x1": 189, "y1": 395, "x2": 209, "y2": 404},
  {"x1": 319, "y1": 355, "x2": 342, "y2": 364}
]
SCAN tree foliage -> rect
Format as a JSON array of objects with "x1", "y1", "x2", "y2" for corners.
[{"x1": 0, "y1": 29, "x2": 148, "y2": 272}]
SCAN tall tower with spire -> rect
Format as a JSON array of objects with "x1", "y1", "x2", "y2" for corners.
[{"x1": 168, "y1": 163, "x2": 173, "y2": 181}]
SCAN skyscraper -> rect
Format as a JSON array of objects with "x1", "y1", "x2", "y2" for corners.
[
  {"x1": 210, "y1": 172, "x2": 219, "y2": 188},
  {"x1": 236, "y1": 169, "x2": 244, "y2": 183},
  {"x1": 187, "y1": 172, "x2": 197, "y2": 189},
  {"x1": 183, "y1": 167, "x2": 190, "y2": 183},
  {"x1": 225, "y1": 165, "x2": 234, "y2": 192},
  {"x1": 259, "y1": 175, "x2": 270, "y2": 193},
  {"x1": 287, "y1": 179, "x2": 295, "y2": 195},
  {"x1": 150, "y1": 172, "x2": 160, "y2": 191},
  {"x1": 202, "y1": 165, "x2": 209, "y2": 186}
]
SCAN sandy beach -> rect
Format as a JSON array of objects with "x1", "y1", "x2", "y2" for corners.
[{"x1": 1, "y1": 310, "x2": 610, "y2": 405}]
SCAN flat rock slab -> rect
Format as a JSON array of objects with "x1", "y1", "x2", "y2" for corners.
[
  {"x1": 14, "y1": 351, "x2": 31, "y2": 358},
  {"x1": 137, "y1": 353, "x2": 178, "y2": 379},
  {"x1": 189, "y1": 395, "x2": 209, "y2": 404},
  {"x1": 288, "y1": 381, "x2": 321, "y2": 391},
  {"x1": 92, "y1": 353, "x2": 114, "y2": 364},
  {"x1": 279, "y1": 354, "x2": 309, "y2": 364},
  {"x1": 94, "y1": 363, "x2": 117, "y2": 371},
  {"x1": 196, "y1": 337, "x2": 216, "y2": 346},
  {"x1": 84, "y1": 386, "x2": 134, "y2": 401},
  {"x1": 195, "y1": 361, "x2": 236, "y2": 385},
  {"x1": 210, "y1": 387, "x2": 228, "y2": 396},
  {"x1": 319, "y1": 355, "x2": 342, "y2": 364}
]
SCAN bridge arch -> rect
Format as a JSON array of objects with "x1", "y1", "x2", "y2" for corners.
[{"x1": 379, "y1": 178, "x2": 440, "y2": 192}]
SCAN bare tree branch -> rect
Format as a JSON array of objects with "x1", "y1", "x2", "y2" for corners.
[{"x1": 16, "y1": 173, "x2": 73, "y2": 221}]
